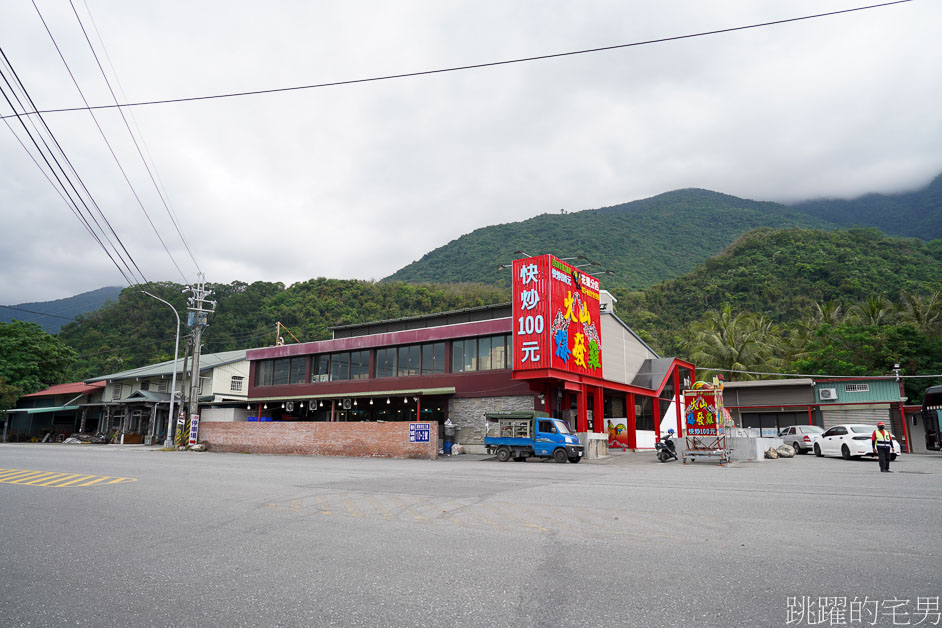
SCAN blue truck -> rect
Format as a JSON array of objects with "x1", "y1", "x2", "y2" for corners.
[{"x1": 484, "y1": 411, "x2": 584, "y2": 463}]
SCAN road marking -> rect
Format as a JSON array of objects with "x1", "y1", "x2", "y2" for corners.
[{"x1": 0, "y1": 468, "x2": 137, "y2": 488}]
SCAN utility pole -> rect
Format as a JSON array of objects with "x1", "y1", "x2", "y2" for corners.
[{"x1": 184, "y1": 274, "x2": 216, "y2": 444}]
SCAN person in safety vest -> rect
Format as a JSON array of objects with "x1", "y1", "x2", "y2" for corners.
[{"x1": 871, "y1": 422, "x2": 893, "y2": 473}]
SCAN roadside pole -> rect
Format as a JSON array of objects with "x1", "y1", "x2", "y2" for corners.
[
  {"x1": 140, "y1": 290, "x2": 181, "y2": 448},
  {"x1": 185, "y1": 275, "x2": 216, "y2": 446}
]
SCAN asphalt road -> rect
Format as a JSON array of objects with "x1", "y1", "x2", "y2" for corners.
[{"x1": 0, "y1": 444, "x2": 940, "y2": 627}]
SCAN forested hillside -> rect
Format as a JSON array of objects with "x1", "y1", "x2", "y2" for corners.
[
  {"x1": 791, "y1": 173, "x2": 942, "y2": 240},
  {"x1": 385, "y1": 189, "x2": 835, "y2": 292},
  {"x1": 58, "y1": 280, "x2": 509, "y2": 379}
]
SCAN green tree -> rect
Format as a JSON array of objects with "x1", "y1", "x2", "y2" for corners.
[
  {"x1": 0, "y1": 321, "x2": 77, "y2": 406},
  {"x1": 685, "y1": 305, "x2": 782, "y2": 381}
]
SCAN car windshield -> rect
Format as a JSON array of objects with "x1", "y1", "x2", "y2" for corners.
[
  {"x1": 800, "y1": 426, "x2": 824, "y2": 434},
  {"x1": 850, "y1": 425, "x2": 876, "y2": 434},
  {"x1": 554, "y1": 420, "x2": 573, "y2": 435}
]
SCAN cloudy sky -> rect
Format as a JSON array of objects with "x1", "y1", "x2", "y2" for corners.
[{"x1": 1, "y1": 0, "x2": 939, "y2": 305}]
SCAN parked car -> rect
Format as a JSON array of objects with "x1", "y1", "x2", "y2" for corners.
[
  {"x1": 778, "y1": 425, "x2": 825, "y2": 454},
  {"x1": 813, "y1": 424, "x2": 901, "y2": 461}
]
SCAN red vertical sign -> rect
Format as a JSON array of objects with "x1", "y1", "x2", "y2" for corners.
[
  {"x1": 512, "y1": 255, "x2": 551, "y2": 370},
  {"x1": 513, "y1": 254, "x2": 603, "y2": 378}
]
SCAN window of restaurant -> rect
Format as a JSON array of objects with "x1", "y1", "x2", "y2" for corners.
[
  {"x1": 421, "y1": 342, "x2": 445, "y2": 375},
  {"x1": 452, "y1": 334, "x2": 511, "y2": 373},
  {"x1": 635, "y1": 396, "x2": 654, "y2": 431},
  {"x1": 375, "y1": 348, "x2": 397, "y2": 378},
  {"x1": 398, "y1": 345, "x2": 421, "y2": 377}
]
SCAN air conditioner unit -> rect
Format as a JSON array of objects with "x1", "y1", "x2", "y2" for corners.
[{"x1": 820, "y1": 388, "x2": 838, "y2": 400}]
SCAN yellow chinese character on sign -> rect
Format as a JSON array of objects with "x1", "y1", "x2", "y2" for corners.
[
  {"x1": 579, "y1": 301, "x2": 591, "y2": 325},
  {"x1": 696, "y1": 412, "x2": 704, "y2": 425},
  {"x1": 564, "y1": 291, "x2": 576, "y2": 322},
  {"x1": 573, "y1": 332, "x2": 587, "y2": 368}
]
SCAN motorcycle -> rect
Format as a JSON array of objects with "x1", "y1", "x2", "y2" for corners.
[{"x1": 656, "y1": 430, "x2": 678, "y2": 462}]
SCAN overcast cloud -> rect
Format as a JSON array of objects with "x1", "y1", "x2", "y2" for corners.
[{"x1": 1, "y1": 0, "x2": 940, "y2": 305}]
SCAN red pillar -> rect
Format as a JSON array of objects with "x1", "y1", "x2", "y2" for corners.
[
  {"x1": 577, "y1": 387, "x2": 588, "y2": 433},
  {"x1": 673, "y1": 368, "x2": 683, "y2": 436},
  {"x1": 593, "y1": 387, "x2": 604, "y2": 434},
  {"x1": 544, "y1": 385, "x2": 553, "y2": 415},
  {"x1": 808, "y1": 406, "x2": 814, "y2": 426},
  {"x1": 416, "y1": 396, "x2": 421, "y2": 422},
  {"x1": 653, "y1": 396, "x2": 660, "y2": 441},
  {"x1": 900, "y1": 403, "x2": 911, "y2": 454},
  {"x1": 626, "y1": 393, "x2": 637, "y2": 450}
]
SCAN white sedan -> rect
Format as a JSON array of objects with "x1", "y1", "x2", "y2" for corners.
[{"x1": 813, "y1": 424, "x2": 901, "y2": 460}]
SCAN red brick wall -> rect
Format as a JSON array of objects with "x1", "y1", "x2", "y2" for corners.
[{"x1": 198, "y1": 421, "x2": 439, "y2": 459}]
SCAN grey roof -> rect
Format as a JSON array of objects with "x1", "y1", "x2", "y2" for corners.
[
  {"x1": 630, "y1": 358, "x2": 677, "y2": 391},
  {"x1": 723, "y1": 378, "x2": 814, "y2": 388},
  {"x1": 123, "y1": 390, "x2": 171, "y2": 402},
  {"x1": 86, "y1": 349, "x2": 248, "y2": 383},
  {"x1": 603, "y1": 311, "x2": 661, "y2": 359}
]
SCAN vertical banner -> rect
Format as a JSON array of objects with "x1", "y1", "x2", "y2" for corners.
[
  {"x1": 683, "y1": 391, "x2": 723, "y2": 437},
  {"x1": 187, "y1": 414, "x2": 200, "y2": 446},
  {"x1": 512, "y1": 254, "x2": 603, "y2": 378}
]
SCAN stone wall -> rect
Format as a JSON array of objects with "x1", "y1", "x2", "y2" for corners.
[
  {"x1": 198, "y1": 421, "x2": 438, "y2": 459},
  {"x1": 448, "y1": 395, "x2": 535, "y2": 451}
]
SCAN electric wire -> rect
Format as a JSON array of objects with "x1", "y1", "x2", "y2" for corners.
[
  {"x1": 0, "y1": 56, "x2": 141, "y2": 286},
  {"x1": 699, "y1": 367, "x2": 942, "y2": 380},
  {"x1": 70, "y1": 0, "x2": 202, "y2": 277},
  {"x1": 0, "y1": 46, "x2": 147, "y2": 285},
  {"x1": 0, "y1": 0, "x2": 915, "y2": 120},
  {"x1": 0, "y1": 305, "x2": 76, "y2": 321},
  {"x1": 32, "y1": 0, "x2": 189, "y2": 284}
]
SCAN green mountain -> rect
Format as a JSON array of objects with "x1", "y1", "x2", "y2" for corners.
[
  {"x1": 790, "y1": 173, "x2": 942, "y2": 240},
  {"x1": 0, "y1": 286, "x2": 123, "y2": 334},
  {"x1": 385, "y1": 189, "x2": 836, "y2": 292},
  {"x1": 617, "y1": 227, "x2": 942, "y2": 353}
]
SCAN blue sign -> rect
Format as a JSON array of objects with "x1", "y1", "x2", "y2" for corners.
[{"x1": 409, "y1": 422, "x2": 431, "y2": 443}]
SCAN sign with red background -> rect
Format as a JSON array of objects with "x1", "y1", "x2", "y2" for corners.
[{"x1": 512, "y1": 254, "x2": 603, "y2": 377}]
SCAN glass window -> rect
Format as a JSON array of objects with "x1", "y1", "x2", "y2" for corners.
[
  {"x1": 375, "y1": 348, "x2": 396, "y2": 378},
  {"x1": 272, "y1": 358, "x2": 290, "y2": 385},
  {"x1": 398, "y1": 345, "x2": 420, "y2": 376},
  {"x1": 330, "y1": 352, "x2": 351, "y2": 381},
  {"x1": 464, "y1": 339, "x2": 478, "y2": 372},
  {"x1": 313, "y1": 355, "x2": 330, "y2": 382},
  {"x1": 421, "y1": 343, "x2": 445, "y2": 375},
  {"x1": 256, "y1": 360, "x2": 273, "y2": 386},
  {"x1": 452, "y1": 341, "x2": 465, "y2": 373},
  {"x1": 350, "y1": 351, "x2": 370, "y2": 380},
  {"x1": 140, "y1": 380, "x2": 150, "y2": 392},
  {"x1": 635, "y1": 396, "x2": 654, "y2": 431},
  {"x1": 289, "y1": 357, "x2": 307, "y2": 384},
  {"x1": 491, "y1": 335, "x2": 507, "y2": 370},
  {"x1": 478, "y1": 336, "x2": 491, "y2": 371},
  {"x1": 230, "y1": 376, "x2": 244, "y2": 392}
]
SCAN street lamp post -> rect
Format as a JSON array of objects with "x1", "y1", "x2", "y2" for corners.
[{"x1": 141, "y1": 290, "x2": 181, "y2": 448}]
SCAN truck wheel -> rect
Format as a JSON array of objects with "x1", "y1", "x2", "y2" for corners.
[
  {"x1": 553, "y1": 448, "x2": 568, "y2": 463},
  {"x1": 568, "y1": 456, "x2": 582, "y2": 464},
  {"x1": 496, "y1": 447, "x2": 511, "y2": 462}
]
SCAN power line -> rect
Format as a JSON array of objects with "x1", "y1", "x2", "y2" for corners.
[
  {"x1": 701, "y1": 367, "x2": 942, "y2": 381},
  {"x1": 0, "y1": 305, "x2": 76, "y2": 321},
  {"x1": 0, "y1": 50, "x2": 145, "y2": 286},
  {"x1": 70, "y1": 0, "x2": 202, "y2": 277},
  {"x1": 0, "y1": 0, "x2": 915, "y2": 120},
  {"x1": 31, "y1": 0, "x2": 189, "y2": 284}
]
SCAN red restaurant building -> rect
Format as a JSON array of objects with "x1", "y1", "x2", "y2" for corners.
[{"x1": 242, "y1": 256, "x2": 694, "y2": 453}]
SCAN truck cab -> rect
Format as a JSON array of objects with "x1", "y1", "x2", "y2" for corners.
[{"x1": 484, "y1": 412, "x2": 584, "y2": 463}]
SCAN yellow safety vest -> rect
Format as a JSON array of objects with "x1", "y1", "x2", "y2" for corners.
[{"x1": 873, "y1": 429, "x2": 891, "y2": 446}]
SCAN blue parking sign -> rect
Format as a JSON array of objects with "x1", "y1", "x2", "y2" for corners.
[{"x1": 409, "y1": 423, "x2": 430, "y2": 443}]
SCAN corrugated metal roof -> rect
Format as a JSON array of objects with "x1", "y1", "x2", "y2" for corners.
[
  {"x1": 6, "y1": 405, "x2": 80, "y2": 414},
  {"x1": 85, "y1": 349, "x2": 249, "y2": 383},
  {"x1": 22, "y1": 381, "x2": 105, "y2": 398}
]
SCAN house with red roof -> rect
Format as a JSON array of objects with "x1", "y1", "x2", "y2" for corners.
[{"x1": 3, "y1": 381, "x2": 105, "y2": 442}]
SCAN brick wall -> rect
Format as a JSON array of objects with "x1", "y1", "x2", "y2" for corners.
[{"x1": 198, "y1": 421, "x2": 438, "y2": 459}]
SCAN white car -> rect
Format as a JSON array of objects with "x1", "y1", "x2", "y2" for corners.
[
  {"x1": 778, "y1": 425, "x2": 825, "y2": 454},
  {"x1": 813, "y1": 424, "x2": 901, "y2": 461}
]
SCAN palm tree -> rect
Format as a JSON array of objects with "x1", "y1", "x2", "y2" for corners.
[
  {"x1": 897, "y1": 290, "x2": 942, "y2": 334},
  {"x1": 848, "y1": 295, "x2": 894, "y2": 326},
  {"x1": 685, "y1": 305, "x2": 782, "y2": 381}
]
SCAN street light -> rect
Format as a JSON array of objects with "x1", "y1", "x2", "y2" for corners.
[{"x1": 141, "y1": 291, "x2": 181, "y2": 448}]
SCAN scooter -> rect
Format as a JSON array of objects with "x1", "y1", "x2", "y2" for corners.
[{"x1": 656, "y1": 429, "x2": 678, "y2": 462}]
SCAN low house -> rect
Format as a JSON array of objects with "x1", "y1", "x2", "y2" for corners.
[
  {"x1": 3, "y1": 381, "x2": 105, "y2": 441},
  {"x1": 722, "y1": 376, "x2": 912, "y2": 451},
  {"x1": 84, "y1": 349, "x2": 248, "y2": 444}
]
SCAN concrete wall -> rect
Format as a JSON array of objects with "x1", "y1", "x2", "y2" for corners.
[
  {"x1": 198, "y1": 421, "x2": 439, "y2": 459},
  {"x1": 200, "y1": 407, "x2": 253, "y2": 422},
  {"x1": 600, "y1": 314, "x2": 659, "y2": 385},
  {"x1": 448, "y1": 395, "x2": 535, "y2": 452}
]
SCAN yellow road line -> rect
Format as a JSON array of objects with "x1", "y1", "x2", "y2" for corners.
[{"x1": 0, "y1": 468, "x2": 138, "y2": 488}]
